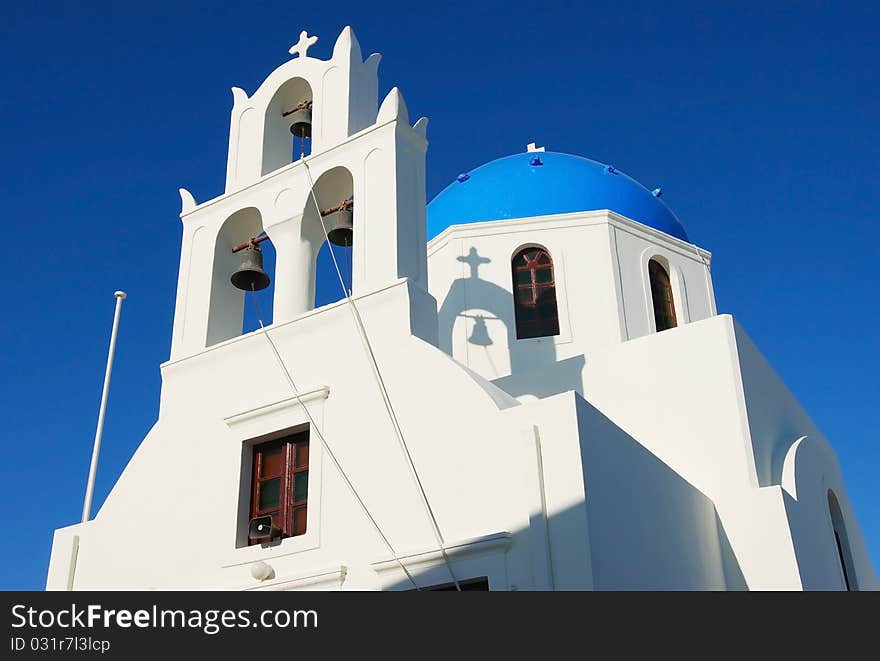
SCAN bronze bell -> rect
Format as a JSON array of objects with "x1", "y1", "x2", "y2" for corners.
[
  {"x1": 230, "y1": 244, "x2": 271, "y2": 291},
  {"x1": 326, "y1": 205, "x2": 353, "y2": 247},
  {"x1": 288, "y1": 106, "x2": 312, "y2": 138}
]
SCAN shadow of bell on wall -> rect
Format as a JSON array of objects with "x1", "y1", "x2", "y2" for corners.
[{"x1": 467, "y1": 314, "x2": 494, "y2": 346}]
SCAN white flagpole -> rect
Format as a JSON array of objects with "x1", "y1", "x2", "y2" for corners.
[{"x1": 81, "y1": 291, "x2": 127, "y2": 523}]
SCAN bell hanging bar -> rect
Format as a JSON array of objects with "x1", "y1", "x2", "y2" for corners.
[{"x1": 231, "y1": 233, "x2": 271, "y2": 254}]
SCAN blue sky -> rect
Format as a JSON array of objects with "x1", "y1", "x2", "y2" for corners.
[{"x1": 1, "y1": 1, "x2": 877, "y2": 589}]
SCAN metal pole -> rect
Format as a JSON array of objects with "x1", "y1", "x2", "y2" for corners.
[{"x1": 81, "y1": 291, "x2": 127, "y2": 523}]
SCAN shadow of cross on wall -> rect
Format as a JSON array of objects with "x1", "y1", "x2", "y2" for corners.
[
  {"x1": 457, "y1": 247, "x2": 495, "y2": 346},
  {"x1": 457, "y1": 246, "x2": 491, "y2": 278},
  {"x1": 437, "y1": 245, "x2": 584, "y2": 398}
]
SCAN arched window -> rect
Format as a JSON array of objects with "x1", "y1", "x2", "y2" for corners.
[
  {"x1": 512, "y1": 247, "x2": 560, "y2": 339},
  {"x1": 649, "y1": 258, "x2": 677, "y2": 332},
  {"x1": 828, "y1": 490, "x2": 857, "y2": 590}
]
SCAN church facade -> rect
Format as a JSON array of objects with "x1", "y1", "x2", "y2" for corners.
[{"x1": 47, "y1": 27, "x2": 877, "y2": 591}]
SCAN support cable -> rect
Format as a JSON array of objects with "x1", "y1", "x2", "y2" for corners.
[
  {"x1": 302, "y1": 159, "x2": 462, "y2": 591},
  {"x1": 248, "y1": 286, "x2": 420, "y2": 590}
]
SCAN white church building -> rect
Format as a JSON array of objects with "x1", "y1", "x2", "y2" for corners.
[{"x1": 47, "y1": 27, "x2": 878, "y2": 590}]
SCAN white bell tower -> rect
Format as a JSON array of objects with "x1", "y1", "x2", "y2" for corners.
[{"x1": 169, "y1": 27, "x2": 430, "y2": 360}]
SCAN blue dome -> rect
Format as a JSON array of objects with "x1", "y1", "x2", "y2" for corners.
[{"x1": 427, "y1": 151, "x2": 688, "y2": 242}]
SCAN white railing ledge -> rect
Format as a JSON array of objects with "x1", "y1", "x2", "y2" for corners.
[
  {"x1": 371, "y1": 531, "x2": 512, "y2": 574},
  {"x1": 239, "y1": 564, "x2": 347, "y2": 591},
  {"x1": 224, "y1": 386, "x2": 330, "y2": 428}
]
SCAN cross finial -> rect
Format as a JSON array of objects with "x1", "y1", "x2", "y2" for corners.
[{"x1": 289, "y1": 30, "x2": 318, "y2": 58}]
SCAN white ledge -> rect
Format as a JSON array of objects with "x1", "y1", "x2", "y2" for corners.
[
  {"x1": 162, "y1": 278, "x2": 411, "y2": 370},
  {"x1": 371, "y1": 531, "x2": 512, "y2": 574},
  {"x1": 240, "y1": 565, "x2": 347, "y2": 591},
  {"x1": 224, "y1": 387, "x2": 330, "y2": 429}
]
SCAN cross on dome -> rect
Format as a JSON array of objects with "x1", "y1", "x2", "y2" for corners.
[{"x1": 289, "y1": 30, "x2": 318, "y2": 58}]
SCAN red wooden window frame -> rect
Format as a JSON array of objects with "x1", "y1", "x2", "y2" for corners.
[
  {"x1": 512, "y1": 247, "x2": 560, "y2": 339},
  {"x1": 648, "y1": 259, "x2": 677, "y2": 332},
  {"x1": 249, "y1": 431, "x2": 309, "y2": 545}
]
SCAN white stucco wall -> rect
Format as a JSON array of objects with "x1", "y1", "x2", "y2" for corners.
[
  {"x1": 47, "y1": 281, "x2": 597, "y2": 590},
  {"x1": 426, "y1": 210, "x2": 715, "y2": 402},
  {"x1": 574, "y1": 314, "x2": 876, "y2": 589}
]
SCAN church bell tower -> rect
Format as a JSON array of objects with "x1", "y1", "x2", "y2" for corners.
[{"x1": 169, "y1": 27, "x2": 430, "y2": 359}]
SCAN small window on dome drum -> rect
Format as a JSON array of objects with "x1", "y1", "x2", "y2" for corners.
[
  {"x1": 512, "y1": 247, "x2": 560, "y2": 339},
  {"x1": 649, "y1": 259, "x2": 677, "y2": 332}
]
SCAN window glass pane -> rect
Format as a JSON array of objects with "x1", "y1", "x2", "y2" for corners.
[
  {"x1": 518, "y1": 307, "x2": 537, "y2": 321},
  {"x1": 537, "y1": 252, "x2": 551, "y2": 265},
  {"x1": 515, "y1": 270, "x2": 532, "y2": 285},
  {"x1": 260, "y1": 447, "x2": 284, "y2": 477},
  {"x1": 534, "y1": 267, "x2": 553, "y2": 283},
  {"x1": 516, "y1": 288, "x2": 534, "y2": 304},
  {"x1": 535, "y1": 286, "x2": 555, "y2": 303},
  {"x1": 524, "y1": 249, "x2": 537, "y2": 262},
  {"x1": 295, "y1": 442, "x2": 309, "y2": 468},
  {"x1": 293, "y1": 471, "x2": 309, "y2": 502},
  {"x1": 649, "y1": 260, "x2": 677, "y2": 331},
  {"x1": 518, "y1": 323, "x2": 539, "y2": 339},
  {"x1": 292, "y1": 506, "x2": 308, "y2": 536},
  {"x1": 259, "y1": 478, "x2": 281, "y2": 510}
]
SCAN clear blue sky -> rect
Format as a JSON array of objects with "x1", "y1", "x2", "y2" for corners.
[{"x1": 1, "y1": 1, "x2": 877, "y2": 589}]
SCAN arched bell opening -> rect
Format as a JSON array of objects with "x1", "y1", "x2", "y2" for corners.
[
  {"x1": 301, "y1": 166, "x2": 354, "y2": 309},
  {"x1": 207, "y1": 207, "x2": 276, "y2": 346},
  {"x1": 262, "y1": 77, "x2": 314, "y2": 176}
]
